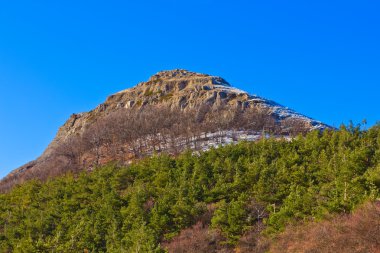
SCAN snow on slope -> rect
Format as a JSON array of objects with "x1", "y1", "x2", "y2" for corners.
[{"x1": 212, "y1": 82, "x2": 328, "y2": 131}]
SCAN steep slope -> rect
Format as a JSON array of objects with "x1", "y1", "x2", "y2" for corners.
[{"x1": 0, "y1": 69, "x2": 329, "y2": 191}]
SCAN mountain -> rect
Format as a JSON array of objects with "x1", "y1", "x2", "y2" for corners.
[{"x1": 0, "y1": 69, "x2": 330, "y2": 191}]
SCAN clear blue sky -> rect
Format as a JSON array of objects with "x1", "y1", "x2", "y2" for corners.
[{"x1": 0, "y1": 0, "x2": 379, "y2": 178}]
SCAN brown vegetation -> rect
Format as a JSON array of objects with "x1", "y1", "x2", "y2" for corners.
[
  {"x1": 270, "y1": 201, "x2": 380, "y2": 253},
  {"x1": 162, "y1": 222, "x2": 227, "y2": 253}
]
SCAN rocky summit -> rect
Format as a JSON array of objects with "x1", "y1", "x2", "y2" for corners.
[
  {"x1": 57, "y1": 69, "x2": 326, "y2": 140},
  {"x1": 0, "y1": 69, "x2": 330, "y2": 191}
]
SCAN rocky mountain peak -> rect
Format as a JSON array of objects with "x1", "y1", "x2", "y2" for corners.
[
  {"x1": 0, "y1": 69, "x2": 331, "y2": 192},
  {"x1": 146, "y1": 69, "x2": 231, "y2": 87},
  {"x1": 149, "y1": 69, "x2": 205, "y2": 80},
  {"x1": 38, "y1": 70, "x2": 327, "y2": 161},
  {"x1": 108, "y1": 70, "x2": 244, "y2": 113}
]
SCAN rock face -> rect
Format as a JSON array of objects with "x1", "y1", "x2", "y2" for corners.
[{"x1": 0, "y1": 69, "x2": 330, "y2": 191}]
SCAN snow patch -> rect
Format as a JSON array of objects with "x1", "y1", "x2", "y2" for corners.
[{"x1": 213, "y1": 85, "x2": 247, "y2": 95}]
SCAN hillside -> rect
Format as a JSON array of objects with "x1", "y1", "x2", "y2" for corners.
[
  {"x1": 0, "y1": 70, "x2": 329, "y2": 191},
  {"x1": 0, "y1": 125, "x2": 379, "y2": 252}
]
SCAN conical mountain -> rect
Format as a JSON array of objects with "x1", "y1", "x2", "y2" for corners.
[{"x1": 0, "y1": 69, "x2": 330, "y2": 191}]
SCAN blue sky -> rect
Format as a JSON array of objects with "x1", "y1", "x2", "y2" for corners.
[{"x1": 0, "y1": 0, "x2": 379, "y2": 178}]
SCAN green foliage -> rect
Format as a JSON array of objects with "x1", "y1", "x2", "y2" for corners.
[
  {"x1": 211, "y1": 196, "x2": 249, "y2": 244},
  {"x1": 0, "y1": 125, "x2": 379, "y2": 251}
]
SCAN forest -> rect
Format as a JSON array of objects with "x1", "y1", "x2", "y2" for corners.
[{"x1": 0, "y1": 123, "x2": 379, "y2": 252}]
